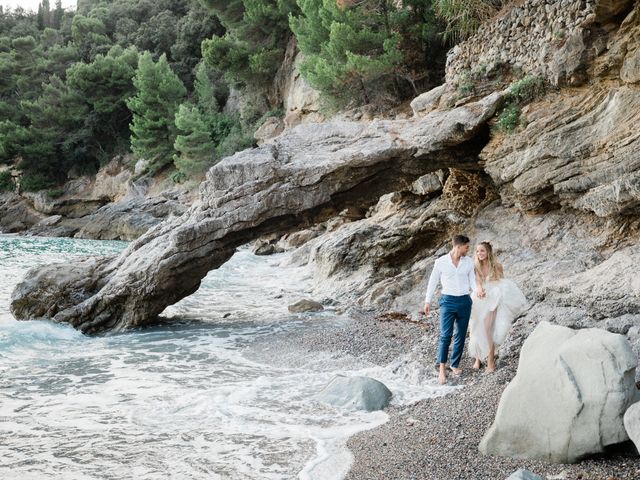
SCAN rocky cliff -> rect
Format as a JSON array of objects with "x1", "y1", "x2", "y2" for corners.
[
  {"x1": 0, "y1": 156, "x2": 191, "y2": 240},
  {"x1": 10, "y1": 0, "x2": 640, "y2": 369}
]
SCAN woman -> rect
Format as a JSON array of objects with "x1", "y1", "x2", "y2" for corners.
[{"x1": 469, "y1": 241, "x2": 527, "y2": 373}]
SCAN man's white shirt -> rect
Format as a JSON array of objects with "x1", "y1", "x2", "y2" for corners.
[{"x1": 424, "y1": 254, "x2": 476, "y2": 303}]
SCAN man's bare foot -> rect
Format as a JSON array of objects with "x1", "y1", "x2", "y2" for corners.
[
  {"x1": 472, "y1": 359, "x2": 481, "y2": 370},
  {"x1": 449, "y1": 366, "x2": 463, "y2": 376},
  {"x1": 438, "y1": 370, "x2": 447, "y2": 384}
]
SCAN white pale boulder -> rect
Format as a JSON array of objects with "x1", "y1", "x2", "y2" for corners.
[
  {"x1": 316, "y1": 375, "x2": 392, "y2": 412},
  {"x1": 623, "y1": 401, "x2": 640, "y2": 452},
  {"x1": 480, "y1": 322, "x2": 638, "y2": 463}
]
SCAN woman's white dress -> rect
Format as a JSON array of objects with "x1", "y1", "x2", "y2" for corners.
[{"x1": 468, "y1": 278, "x2": 527, "y2": 360}]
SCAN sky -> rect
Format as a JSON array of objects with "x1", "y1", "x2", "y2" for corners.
[{"x1": 1, "y1": 1, "x2": 76, "y2": 12}]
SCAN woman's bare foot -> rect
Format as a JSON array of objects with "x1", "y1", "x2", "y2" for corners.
[
  {"x1": 473, "y1": 359, "x2": 482, "y2": 370},
  {"x1": 485, "y1": 363, "x2": 496, "y2": 373}
]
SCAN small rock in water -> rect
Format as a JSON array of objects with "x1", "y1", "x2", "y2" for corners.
[
  {"x1": 506, "y1": 469, "x2": 545, "y2": 480},
  {"x1": 287, "y1": 299, "x2": 324, "y2": 313},
  {"x1": 316, "y1": 375, "x2": 392, "y2": 411}
]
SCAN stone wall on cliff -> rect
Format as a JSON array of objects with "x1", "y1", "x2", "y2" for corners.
[{"x1": 445, "y1": 0, "x2": 634, "y2": 88}]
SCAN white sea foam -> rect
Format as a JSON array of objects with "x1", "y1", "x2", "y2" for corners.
[{"x1": 0, "y1": 236, "x2": 453, "y2": 480}]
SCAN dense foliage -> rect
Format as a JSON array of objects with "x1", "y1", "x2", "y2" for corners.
[
  {"x1": 290, "y1": 0, "x2": 445, "y2": 107},
  {"x1": 0, "y1": 0, "x2": 477, "y2": 189},
  {"x1": 0, "y1": 0, "x2": 233, "y2": 184}
]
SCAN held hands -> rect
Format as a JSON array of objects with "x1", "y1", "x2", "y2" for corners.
[{"x1": 478, "y1": 288, "x2": 487, "y2": 299}]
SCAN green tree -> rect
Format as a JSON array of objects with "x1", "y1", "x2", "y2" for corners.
[
  {"x1": 173, "y1": 103, "x2": 215, "y2": 177},
  {"x1": 66, "y1": 45, "x2": 138, "y2": 162},
  {"x1": 20, "y1": 75, "x2": 89, "y2": 179},
  {"x1": 71, "y1": 14, "x2": 111, "y2": 61},
  {"x1": 171, "y1": 3, "x2": 224, "y2": 86},
  {"x1": 201, "y1": 0, "x2": 298, "y2": 87},
  {"x1": 126, "y1": 52, "x2": 187, "y2": 173},
  {"x1": 53, "y1": 0, "x2": 64, "y2": 30},
  {"x1": 290, "y1": 0, "x2": 444, "y2": 107}
]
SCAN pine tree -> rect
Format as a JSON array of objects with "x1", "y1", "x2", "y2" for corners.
[
  {"x1": 290, "y1": 0, "x2": 442, "y2": 107},
  {"x1": 126, "y1": 52, "x2": 187, "y2": 173},
  {"x1": 20, "y1": 75, "x2": 89, "y2": 179},
  {"x1": 173, "y1": 103, "x2": 215, "y2": 177},
  {"x1": 201, "y1": 0, "x2": 298, "y2": 86},
  {"x1": 53, "y1": 0, "x2": 64, "y2": 30}
]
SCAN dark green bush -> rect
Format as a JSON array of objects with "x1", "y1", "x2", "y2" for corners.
[
  {"x1": 20, "y1": 173, "x2": 56, "y2": 192},
  {"x1": 0, "y1": 170, "x2": 14, "y2": 191}
]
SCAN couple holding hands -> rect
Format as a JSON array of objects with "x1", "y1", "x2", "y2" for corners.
[{"x1": 423, "y1": 235, "x2": 527, "y2": 385}]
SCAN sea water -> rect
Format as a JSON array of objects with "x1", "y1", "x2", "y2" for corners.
[{"x1": 0, "y1": 234, "x2": 453, "y2": 479}]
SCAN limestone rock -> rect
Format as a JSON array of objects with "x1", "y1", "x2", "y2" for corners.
[
  {"x1": 252, "y1": 234, "x2": 285, "y2": 256},
  {"x1": 254, "y1": 117, "x2": 285, "y2": 146},
  {"x1": 480, "y1": 322, "x2": 638, "y2": 463},
  {"x1": 287, "y1": 299, "x2": 324, "y2": 313},
  {"x1": 621, "y1": 48, "x2": 640, "y2": 83},
  {"x1": 74, "y1": 197, "x2": 187, "y2": 241},
  {"x1": 410, "y1": 172, "x2": 444, "y2": 196},
  {"x1": 282, "y1": 51, "x2": 323, "y2": 128},
  {"x1": 506, "y1": 469, "x2": 545, "y2": 480},
  {"x1": 316, "y1": 375, "x2": 392, "y2": 411},
  {"x1": 92, "y1": 156, "x2": 132, "y2": 202},
  {"x1": 410, "y1": 84, "x2": 447, "y2": 117},
  {"x1": 623, "y1": 401, "x2": 640, "y2": 451},
  {"x1": 482, "y1": 86, "x2": 640, "y2": 216},
  {"x1": 24, "y1": 191, "x2": 109, "y2": 219},
  {"x1": 11, "y1": 92, "x2": 503, "y2": 333},
  {"x1": 279, "y1": 227, "x2": 325, "y2": 249},
  {"x1": 0, "y1": 192, "x2": 45, "y2": 233}
]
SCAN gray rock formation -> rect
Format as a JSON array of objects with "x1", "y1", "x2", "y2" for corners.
[
  {"x1": 287, "y1": 299, "x2": 324, "y2": 313},
  {"x1": 0, "y1": 157, "x2": 189, "y2": 240},
  {"x1": 479, "y1": 322, "x2": 638, "y2": 463},
  {"x1": 410, "y1": 85, "x2": 447, "y2": 117},
  {"x1": 11, "y1": 92, "x2": 503, "y2": 333},
  {"x1": 74, "y1": 197, "x2": 188, "y2": 241},
  {"x1": 316, "y1": 375, "x2": 392, "y2": 411},
  {"x1": 482, "y1": 86, "x2": 640, "y2": 216},
  {"x1": 623, "y1": 401, "x2": 640, "y2": 452},
  {"x1": 0, "y1": 192, "x2": 45, "y2": 232}
]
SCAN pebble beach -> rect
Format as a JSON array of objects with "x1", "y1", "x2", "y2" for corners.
[{"x1": 289, "y1": 311, "x2": 640, "y2": 480}]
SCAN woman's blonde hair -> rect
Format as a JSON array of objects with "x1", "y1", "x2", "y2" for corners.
[{"x1": 474, "y1": 241, "x2": 504, "y2": 282}]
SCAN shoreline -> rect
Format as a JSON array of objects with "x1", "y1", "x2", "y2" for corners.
[{"x1": 290, "y1": 310, "x2": 640, "y2": 480}]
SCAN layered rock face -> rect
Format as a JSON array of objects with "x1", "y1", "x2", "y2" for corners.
[
  {"x1": 10, "y1": 95, "x2": 501, "y2": 333},
  {"x1": 479, "y1": 322, "x2": 638, "y2": 463},
  {"x1": 0, "y1": 157, "x2": 189, "y2": 240}
]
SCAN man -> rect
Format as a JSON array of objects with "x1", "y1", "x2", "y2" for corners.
[{"x1": 424, "y1": 235, "x2": 476, "y2": 385}]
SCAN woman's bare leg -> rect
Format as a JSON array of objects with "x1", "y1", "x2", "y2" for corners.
[
  {"x1": 484, "y1": 310, "x2": 497, "y2": 373},
  {"x1": 473, "y1": 358, "x2": 481, "y2": 369}
]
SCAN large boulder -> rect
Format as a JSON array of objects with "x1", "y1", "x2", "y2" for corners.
[
  {"x1": 480, "y1": 322, "x2": 638, "y2": 463},
  {"x1": 316, "y1": 375, "x2": 392, "y2": 412}
]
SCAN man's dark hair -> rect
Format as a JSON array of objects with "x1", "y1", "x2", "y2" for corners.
[{"x1": 452, "y1": 234, "x2": 470, "y2": 246}]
